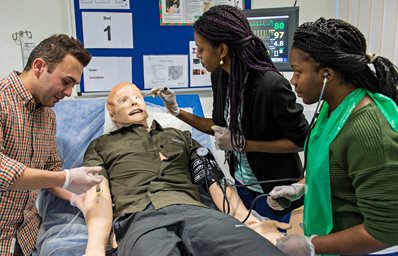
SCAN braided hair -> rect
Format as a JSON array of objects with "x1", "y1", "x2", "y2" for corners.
[
  {"x1": 194, "y1": 5, "x2": 278, "y2": 150},
  {"x1": 292, "y1": 17, "x2": 398, "y2": 104}
]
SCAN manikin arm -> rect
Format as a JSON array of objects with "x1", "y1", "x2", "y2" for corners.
[
  {"x1": 208, "y1": 182, "x2": 291, "y2": 245},
  {"x1": 208, "y1": 182, "x2": 258, "y2": 224},
  {"x1": 84, "y1": 178, "x2": 113, "y2": 256}
]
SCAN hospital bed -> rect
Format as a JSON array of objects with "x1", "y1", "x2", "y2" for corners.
[{"x1": 35, "y1": 95, "x2": 214, "y2": 256}]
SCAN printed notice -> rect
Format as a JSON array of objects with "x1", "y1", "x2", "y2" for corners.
[
  {"x1": 160, "y1": 0, "x2": 244, "y2": 25},
  {"x1": 79, "y1": 0, "x2": 130, "y2": 10},
  {"x1": 189, "y1": 41, "x2": 211, "y2": 87},
  {"x1": 143, "y1": 55, "x2": 188, "y2": 89},
  {"x1": 83, "y1": 57, "x2": 132, "y2": 92}
]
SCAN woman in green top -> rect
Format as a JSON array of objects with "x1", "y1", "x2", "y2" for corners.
[{"x1": 268, "y1": 18, "x2": 398, "y2": 256}]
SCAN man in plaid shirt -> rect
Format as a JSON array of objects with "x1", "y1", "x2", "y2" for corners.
[{"x1": 0, "y1": 34, "x2": 103, "y2": 256}]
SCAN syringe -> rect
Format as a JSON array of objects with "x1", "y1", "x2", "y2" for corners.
[{"x1": 96, "y1": 184, "x2": 102, "y2": 203}]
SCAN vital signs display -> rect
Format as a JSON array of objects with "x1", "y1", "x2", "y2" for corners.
[{"x1": 243, "y1": 7, "x2": 299, "y2": 71}]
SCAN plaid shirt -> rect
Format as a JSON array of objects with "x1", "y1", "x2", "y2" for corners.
[{"x1": 0, "y1": 72, "x2": 62, "y2": 255}]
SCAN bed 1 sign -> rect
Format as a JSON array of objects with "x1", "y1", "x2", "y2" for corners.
[{"x1": 82, "y1": 12, "x2": 133, "y2": 49}]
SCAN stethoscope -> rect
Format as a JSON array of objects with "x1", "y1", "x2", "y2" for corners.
[{"x1": 303, "y1": 72, "x2": 329, "y2": 171}]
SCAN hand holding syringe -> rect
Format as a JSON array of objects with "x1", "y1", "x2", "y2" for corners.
[
  {"x1": 146, "y1": 87, "x2": 180, "y2": 116},
  {"x1": 142, "y1": 87, "x2": 168, "y2": 97}
]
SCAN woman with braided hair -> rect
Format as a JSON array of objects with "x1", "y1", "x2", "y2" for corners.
[
  {"x1": 155, "y1": 5, "x2": 309, "y2": 223},
  {"x1": 271, "y1": 18, "x2": 398, "y2": 256}
]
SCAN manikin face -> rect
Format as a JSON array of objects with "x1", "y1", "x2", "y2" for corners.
[
  {"x1": 194, "y1": 32, "x2": 223, "y2": 73},
  {"x1": 33, "y1": 54, "x2": 83, "y2": 107},
  {"x1": 289, "y1": 48, "x2": 325, "y2": 105},
  {"x1": 108, "y1": 84, "x2": 148, "y2": 128}
]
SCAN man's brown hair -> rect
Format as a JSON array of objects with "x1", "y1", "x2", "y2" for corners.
[{"x1": 23, "y1": 34, "x2": 91, "y2": 72}]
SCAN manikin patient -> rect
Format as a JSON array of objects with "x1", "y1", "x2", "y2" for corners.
[{"x1": 82, "y1": 82, "x2": 289, "y2": 256}]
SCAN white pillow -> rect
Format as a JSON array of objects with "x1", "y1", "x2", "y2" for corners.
[{"x1": 103, "y1": 102, "x2": 193, "y2": 134}]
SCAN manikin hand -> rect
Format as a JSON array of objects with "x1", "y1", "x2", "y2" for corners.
[
  {"x1": 276, "y1": 234, "x2": 316, "y2": 256},
  {"x1": 211, "y1": 125, "x2": 233, "y2": 151},
  {"x1": 152, "y1": 87, "x2": 180, "y2": 116},
  {"x1": 70, "y1": 192, "x2": 86, "y2": 212},
  {"x1": 267, "y1": 183, "x2": 305, "y2": 211},
  {"x1": 63, "y1": 166, "x2": 103, "y2": 194},
  {"x1": 247, "y1": 220, "x2": 292, "y2": 245}
]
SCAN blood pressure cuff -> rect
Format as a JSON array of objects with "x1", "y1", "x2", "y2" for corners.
[{"x1": 190, "y1": 152, "x2": 224, "y2": 188}]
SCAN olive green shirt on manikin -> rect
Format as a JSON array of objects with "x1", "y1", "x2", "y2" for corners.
[
  {"x1": 329, "y1": 102, "x2": 398, "y2": 245},
  {"x1": 84, "y1": 120, "x2": 205, "y2": 219}
]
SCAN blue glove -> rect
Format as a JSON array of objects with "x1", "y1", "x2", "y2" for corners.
[{"x1": 276, "y1": 234, "x2": 316, "y2": 256}]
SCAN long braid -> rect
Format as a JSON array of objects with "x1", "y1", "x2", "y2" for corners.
[
  {"x1": 293, "y1": 18, "x2": 398, "y2": 104},
  {"x1": 194, "y1": 5, "x2": 278, "y2": 150}
]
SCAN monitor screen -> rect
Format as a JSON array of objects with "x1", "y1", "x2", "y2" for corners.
[{"x1": 243, "y1": 7, "x2": 299, "y2": 71}]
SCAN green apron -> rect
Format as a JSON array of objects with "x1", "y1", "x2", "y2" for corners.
[{"x1": 304, "y1": 88, "x2": 398, "y2": 239}]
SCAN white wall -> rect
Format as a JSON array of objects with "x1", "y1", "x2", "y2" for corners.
[
  {"x1": 0, "y1": 0, "x2": 74, "y2": 78},
  {"x1": 337, "y1": 0, "x2": 398, "y2": 65},
  {"x1": 253, "y1": 0, "x2": 337, "y2": 22}
]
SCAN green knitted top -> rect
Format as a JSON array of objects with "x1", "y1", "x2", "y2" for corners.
[{"x1": 329, "y1": 102, "x2": 398, "y2": 245}]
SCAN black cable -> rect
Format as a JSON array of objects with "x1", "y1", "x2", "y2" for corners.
[
  {"x1": 241, "y1": 193, "x2": 269, "y2": 223},
  {"x1": 221, "y1": 178, "x2": 231, "y2": 214},
  {"x1": 294, "y1": 0, "x2": 297, "y2": 7},
  {"x1": 234, "y1": 177, "x2": 302, "y2": 188}
]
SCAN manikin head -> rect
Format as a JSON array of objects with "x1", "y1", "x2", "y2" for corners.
[{"x1": 106, "y1": 82, "x2": 149, "y2": 129}]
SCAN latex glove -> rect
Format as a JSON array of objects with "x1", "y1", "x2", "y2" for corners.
[
  {"x1": 276, "y1": 234, "x2": 316, "y2": 256},
  {"x1": 63, "y1": 166, "x2": 103, "y2": 194},
  {"x1": 152, "y1": 87, "x2": 180, "y2": 116},
  {"x1": 247, "y1": 220, "x2": 291, "y2": 245},
  {"x1": 70, "y1": 192, "x2": 86, "y2": 212},
  {"x1": 211, "y1": 125, "x2": 233, "y2": 151},
  {"x1": 267, "y1": 183, "x2": 305, "y2": 210}
]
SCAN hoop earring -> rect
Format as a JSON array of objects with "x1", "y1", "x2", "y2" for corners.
[{"x1": 219, "y1": 58, "x2": 224, "y2": 65}]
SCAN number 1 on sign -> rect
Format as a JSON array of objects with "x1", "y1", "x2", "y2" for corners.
[{"x1": 104, "y1": 25, "x2": 111, "y2": 41}]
